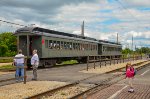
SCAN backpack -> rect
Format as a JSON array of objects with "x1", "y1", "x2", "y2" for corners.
[{"x1": 126, "y1": 67, "x2": 134, "y2": 77}]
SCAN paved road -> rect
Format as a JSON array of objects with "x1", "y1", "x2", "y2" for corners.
[
  {"x1": 0, "y1": 59, "x2": 147, "y2": 86},
  {"x1": 88, "y1": 63, "x2": 150, "y2": 99}
]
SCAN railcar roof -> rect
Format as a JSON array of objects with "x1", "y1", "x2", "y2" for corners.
[{"x1": 15, "y1": 26, "x2": 121, "y2": 46}]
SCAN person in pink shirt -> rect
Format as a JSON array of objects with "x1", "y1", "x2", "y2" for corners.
[{"x1": 125, "y1": 63, "x2": 135, "y2": 93}]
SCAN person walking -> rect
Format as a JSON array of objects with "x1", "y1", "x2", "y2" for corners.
[
  {"x1": 31, "y1": 49, "x2": 39, "y2": 80},
  {"x1": 14, "y1": 49, "x2": 24, "y2": 82},
  {"x1": 125, "y1": 63, "x2": 135, "y2": 93}
]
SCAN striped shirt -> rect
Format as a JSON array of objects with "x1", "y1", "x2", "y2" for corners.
[{"x1": 14, "y1": 54, "x2": 24, "y2": 64}]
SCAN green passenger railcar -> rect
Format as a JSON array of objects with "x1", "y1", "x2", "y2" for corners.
[{"x1": 15, "y1": 27, "x2": 122, "y2": 67}]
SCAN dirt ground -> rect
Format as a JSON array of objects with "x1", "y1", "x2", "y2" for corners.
[{"x1": 0, "y1": 63, "x2": 12, "y2": 67}]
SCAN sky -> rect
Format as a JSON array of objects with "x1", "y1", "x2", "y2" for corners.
[{"x1": 0, "y1": 0, "x2": 150, "y2": 49}]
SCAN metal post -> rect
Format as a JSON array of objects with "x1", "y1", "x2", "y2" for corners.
[
  {"x1": 17, "y1": 36, "x2": 19, "y2": 51},
  {"x1": 110, "y1": 56, "x2": 111, "y2": 65},
  {"x1": 123, "y1": 55, "x2": 124, "y2": 63},
  {"x1": 114, "y1": 56, "x2": 115, "y2": 65},
  {"x1": 94, "y1": 56, "x2": 95, "y2": 69},
  {"x1": 117, "y1": 56, "x2": 118, "y2": 64},
  {"x1": 105, "y1": 56, "x2": 106, "y2": 66},
  {"x1": 24, "y1": 57, "x2": 27, "y2": 84},
  {"x1": 99, "y1": 56, "x2": 101, "y2": 68},
  {"x1": 27, "y1": 35, "x2": 29, "y2": 57},
  {"x1": 120, "y1": 55, "x2": 121, "y2": 63},
  {"x1": 87, "y1": 56, "x2": 89, "y2": 71}
]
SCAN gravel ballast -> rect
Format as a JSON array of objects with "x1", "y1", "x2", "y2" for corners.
[
  {"x1": 42, "y1": 84, "x2": 89, "y2": 99},
  {"x1": 0, "y1": 81, "x2": 67, "y2": 99}
]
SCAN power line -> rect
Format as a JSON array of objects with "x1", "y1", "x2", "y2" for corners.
[
  {"x1": 0, "y1": 19, "x2": 26, "y2": 27},
  {"x1": 115, "y1": 0, "x2": 150, "y2": 31}
]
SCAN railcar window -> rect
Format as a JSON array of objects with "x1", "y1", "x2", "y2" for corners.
[
  {"x1": 69, "y1": 42, "x2": 72, "y2": 50},
  {"x1": 45, "y1": 40, "x2": 48, "y2": 48},
  {"x1": 60, "y1": 41, "x2": 63, "y2": 49},
  {"x1": 96, "y1": 45, "x2": 98, "y2": 50},
  {"x1": 85, "y1": 44, "x2": 87, "y2": 50},
  {"x1": 56, "y1": 41, "x2": 60, "y2": 49},
  {"x1": 49, "y1": 40, "x2": 53, "y2": 49},
  {"x1": 88, "y1": 44, "x2": 91, "y2": 50},
  {"x1": 103, "y1": 46, "x2": 106, "y2": 52},
  {"x1": 53, "y1": 41, "x2": 57, "y2": 49},
  {"x1": 112, "y1": 47, "x2": 115, "y2": 51},
  {"x1": 73, "y1": 43, "x2": 76, "y2": 50},
  {"x1": 66, "y1": 42, "x2": 69, "y2": 49},
  {"x1": 77, "y1": 43, "x2": 80, "y2": 50},
  {"x1": 87, "y1": 44, "x2": 89, "y2": 50},
  {"x1": 88, "y1": 44, "x2": 89, "y2": 50},
  {"x1": 64, "y1": 42, "x2": 67, "y2": 49},
  {"x1": 79, "y1": 43, "x2": 81, "y2": 50},
  {"x1": 82, "y1": 44, "x2": 85, "y2": 50},
  {"x1": 93, "y1": 45, "x2": 95, "y2": 50},
  {"x1": 91, "y1": 44, "x2": 93, "y2": 50}
]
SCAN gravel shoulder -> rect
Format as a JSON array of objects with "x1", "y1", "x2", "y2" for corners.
[
  {"x1": 80, "y1": 60, "x2": 148, "y2": 74},
  {"x1": 0, "y1": 81, "x2": 67, "y2": 99}
]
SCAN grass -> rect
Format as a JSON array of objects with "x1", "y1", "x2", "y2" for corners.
[
  {"x1": 0, "y1": 59, "x2": 13, "y2": 63},
  {"x1": 0, "y1": 60, "x2": 78, "y2": 71},
  {"x1": 0, "y1": 65, "x2": 15, "y2": 71},
  {"x1": 57, "y1": 60, "x2": 78, "y2": 66}
]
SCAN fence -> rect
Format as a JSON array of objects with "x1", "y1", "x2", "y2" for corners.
[{"x1": 86, "y1": 54, "x2": 142, "y2": 71}]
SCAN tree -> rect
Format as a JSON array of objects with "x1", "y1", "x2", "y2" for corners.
[
  {"x1": 0, "y1": 32, "x2": 17, "y2": 57},
  {"x1": 0, "y1": 44, "x2": 8, "y2": 56},
  {"x1": 122, "y1": 48, "x2": 132, "y2": 55}
]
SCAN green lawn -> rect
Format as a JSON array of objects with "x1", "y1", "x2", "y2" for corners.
[
  {"x1": 57, "y1": 60, "x2": 78, "y2": 66},
  {"x1": 0, "y1": 59, "x2": 13, "y2": 63},
  {"x1": 0, "y1": 65, "x2": 15, "y2": 71},
  {"x1": 0, "y1": 60, "x2": 78, "y2": 71}
]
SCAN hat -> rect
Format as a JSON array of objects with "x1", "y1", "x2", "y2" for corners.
[
  {"x1": 127, "y1": 62, "x2": 131, "y2": 65},
  {"x1": 18, "y1": 49, "x2": 22, "y2": 53}
]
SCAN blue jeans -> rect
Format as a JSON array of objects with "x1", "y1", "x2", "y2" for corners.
[{"x1": 16, "y1": 63, "x2": 24, "y2": 80}]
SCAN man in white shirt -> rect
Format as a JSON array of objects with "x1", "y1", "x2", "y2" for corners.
[
  {"x1": 31, "y1": 49, "x2": 39, "y2": 80},
  {"x1": 14, "y1": 49, "x2": 24, "y2": 82}
]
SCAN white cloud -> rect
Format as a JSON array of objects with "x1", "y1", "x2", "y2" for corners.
[{"x1": 0, "y1": 0, "x2": 150, "y2": 49}]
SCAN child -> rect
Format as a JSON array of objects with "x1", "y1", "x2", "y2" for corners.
[{"x1": 125, "y1": 63, "x2": 135, "y2": 93}]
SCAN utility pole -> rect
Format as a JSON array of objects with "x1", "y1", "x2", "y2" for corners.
[
  {"x1": 132, "y1": 35, "x2": 133, "y2": 51},
  {"x1": 81, "y1": 21, "x2": 84, "y2": 36},
  {"x1": 117, "y1": 33, "x2": 118, "y2": 44}
]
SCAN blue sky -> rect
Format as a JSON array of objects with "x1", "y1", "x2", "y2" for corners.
[{"x1": 0, "y1": 0, "x2": 150, "y2": 49}]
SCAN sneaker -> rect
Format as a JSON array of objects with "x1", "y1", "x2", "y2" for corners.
[
  {"x1": 32, "y1": 78, "x2": 37, "y2": 81},
  {"x1": 16, "y1": 80, "x2": 19, "y2": 82},
  {"x1": 128, "y1": 89, "x2": 134, "y2": 93},
  {"x1": 20, "y1": 79, "x2": 24, "y2": 82},
  {"x1": 130, "y1": 89, "x2": 134, "y2": 93}
]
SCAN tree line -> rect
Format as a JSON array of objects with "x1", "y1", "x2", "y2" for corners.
[
  {"x1": 122, "y1": 47, "x2": 150, "y2": 56},
  {"x1": 0, "y1": 32, "x2": 150, "y2": 57},
  {"x1": 0, "y1": 32, "x2": 17, "y2": 57}
]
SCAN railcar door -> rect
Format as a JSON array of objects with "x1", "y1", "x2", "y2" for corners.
[
  {"x1": 29, "y1": 36, "x2": 42, "y2": 57},
  {"x1": 19, "y1": 36, "x2": 27, "y2": 56}
]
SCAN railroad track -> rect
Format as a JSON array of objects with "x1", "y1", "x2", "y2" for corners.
[
  {"x1": 26, "y1": 61, "x2": 150, "y2": 99},
  {"x1": 26, "y1": 68, "x2": 124, "y2": 99},
  {"x1": 0, "y1": 78, "x2": 16, "y2": 87},
  {"x1": 69, "y1": 73, "x2": 124, "y2": 99},
  {"x1": 70, "y1": 62, "x2": 150, "y2": 99}
]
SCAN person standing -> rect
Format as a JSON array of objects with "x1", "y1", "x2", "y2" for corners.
[
  {"x1": 14, "y1": 49, "x2": 24, "y2": 82},
  {"x1": 125, "y1": 63, "x2": 135, "y2": 93},
  {"x1": 31, "y1": 49, "x2": 39, "y2": 80}
]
